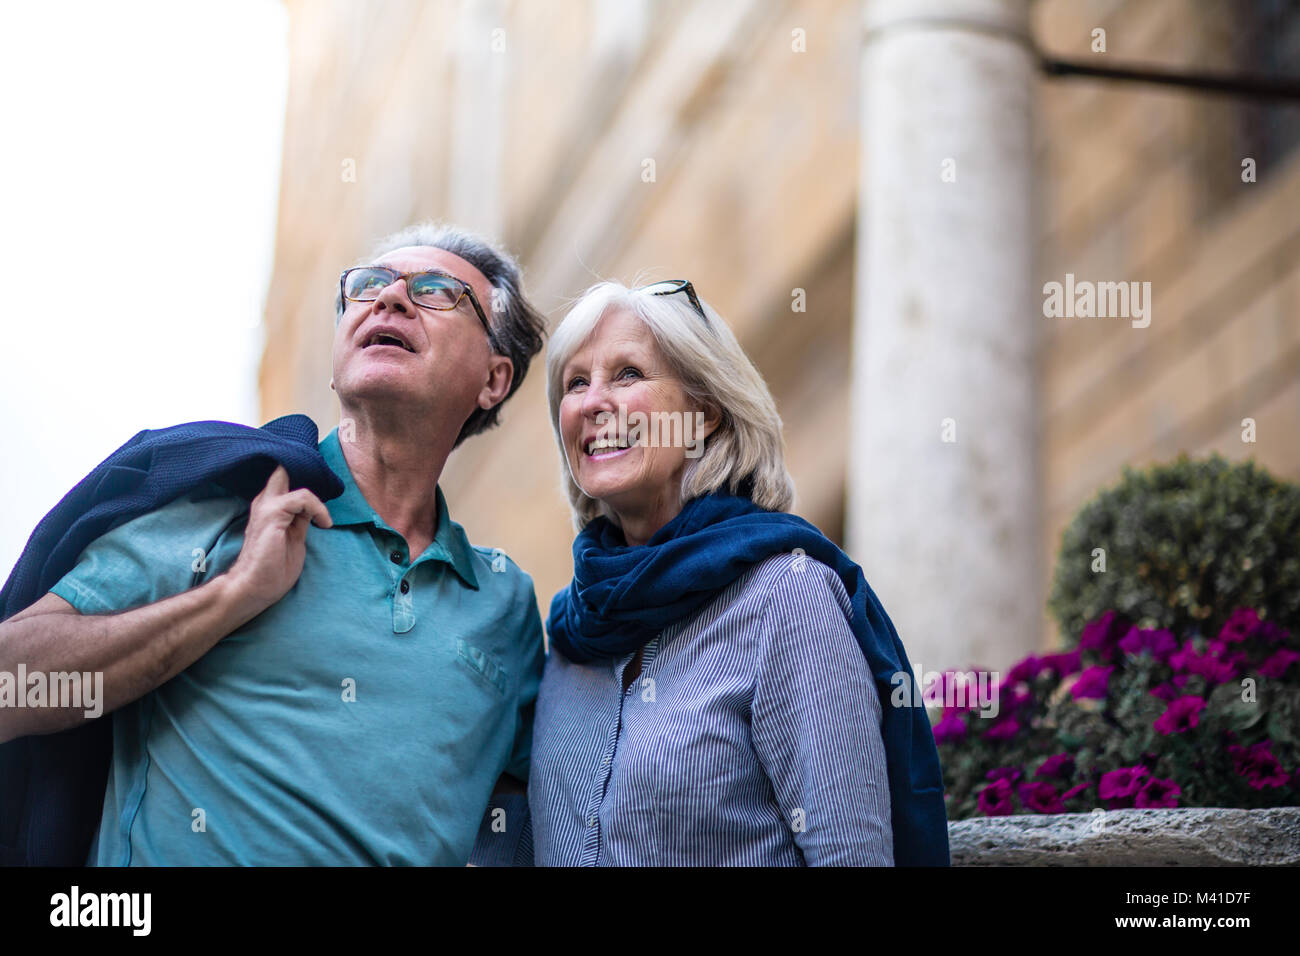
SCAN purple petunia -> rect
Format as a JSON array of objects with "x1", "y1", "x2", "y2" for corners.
[
  {"x1": 1040, "y1": 649, "x2": 1083, "y2": 678},
  {"x1": 1018, "y1": 781, "x2": 1065, "y2": 814},
  {"x1": 1070, "y1": 665, "x2": 1114, "y2": 700},
  {"x1": 982, "y1": 719, "x2": 1021, "y2": 741},
  {"x1": 1167, "y1": 639, "x2": 1196, "y2": 672},
  {"x1": 986, "y1": 767, "x2": 1022, "y2": 783},
  {"x1": 1002, "y1": 688, "x2": 1033, "y2": 713},
  {"x1": 1098, "y1": 766, "x2": 1149, "y2": 808},
  {"x1": 1228, "y1": 741, "x2": 1291, "y2": 790},
  {"x1": 1218, "y1": 608, "x2": 1260, "y2": 644},
  {"x1": 1135, "y1": 777, "x2": 1181, "y2": 809},
  {"x1": 932, "y1": 709, "x2": 967, "y2": 744},
  {"x1": 1170, "y1": 639, "x2": 1242, "y2": 685},
  {"x1": 1079, "y1": 610, "x2": 1125, "y2": 660},
  {"x1": 1035, "y1": 753, "x2": 1076, "y2": 780},
  {"x1": 1255, "y1": 620, "x2": 1291, "y2": 644},
  {"x1": 977, "y1": 778, "x2": 1016, "y2": 816},
  {"x1": 1006, "y1": 656, "x2": 1043, "y2": 684},
  {"x1": 1149, "y1": 682, "x2": 1177, "y2": 701},
  {"x1": 1153, "y1": 695, "x2": 1206, "y2": 736},
  {"x1": 1061, "y1": 781, "x2": 1090, "y2": 801},
  {"x1": 1118, "y1": 627, "x2": 1179, "y2": 663},
  {"x1": 1259, "y1": 648, "x2": 1300, "y2": 679}
]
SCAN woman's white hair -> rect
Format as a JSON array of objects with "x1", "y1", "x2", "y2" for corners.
[{"x1": 546, "y1": 280, "x2": 795, "y2": 531}]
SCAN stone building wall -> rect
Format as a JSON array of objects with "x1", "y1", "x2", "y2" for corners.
[{"x1": 259, "y1": 0, "x2": 1300, "y2": 658}]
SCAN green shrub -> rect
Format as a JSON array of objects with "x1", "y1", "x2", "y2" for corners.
[{"x1": 1049, "y1": 455, "x2": 1300, "y2": 646}]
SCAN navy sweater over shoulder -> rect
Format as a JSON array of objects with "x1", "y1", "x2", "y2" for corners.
[{"x1": 0, "y1": 415, "x2": 342, "y2": 866}]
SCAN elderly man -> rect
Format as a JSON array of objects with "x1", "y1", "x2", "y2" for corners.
[{"x1": 0, "y1": 222, "x2": 547, "y2": 865}]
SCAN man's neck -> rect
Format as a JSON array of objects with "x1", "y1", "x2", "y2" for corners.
[{"x1": 337, "y1": 404, "x2": 458, "y2": 558}]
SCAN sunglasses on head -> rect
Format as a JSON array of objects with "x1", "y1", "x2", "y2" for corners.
[{"x1": 637, "y1": 279, "x2": 708, "y2": 324}]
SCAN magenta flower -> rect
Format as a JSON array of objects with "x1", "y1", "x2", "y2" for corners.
[
  {"x1": 1079, "y1": 610, "x2": 1125, "y2": 659},
  {"x1": 1170, "y1": 640, "x2": 1241, "y2": 685},
  {"x1": 1259, "y1": 648, "x2": 1300, "y2": 679},
  {"x1": 986, "y1": 767, "x2": 1022, "y2": 783},
  {"x1": 1002, "y1": 688, "x2": 1033, "y2": 713},
  {"x1": 982, "y1": 719, "x2": 1021, "y2": 741},
  {"x1": 932, "y1": 709, "x2": 967, "y2": 744},
  {"x1": 1168, "y1": 639, "x2": 1198, "y2": 672},
  {"x1": 1040, "y1": 649, "x2": 1083, "y2": 678},
  {"x1": 1035, "y1": 753, "x2": 1076, "y2": 780},
  {"x1": 1255, "y1": 620, "x2": 1290, "y2": 644},
  {"x1": 1153, "y1": 695, "x2": 1206, "y2": 736},
  {"x1": 1061, "y1": 781, "x2": 1090, "y2": 801},
  {"x1": 1118, "y1": 626, "x2": 1178, "y2": 662},
  {"x1": 1098, "y1": 766, "x2": 1149, "y2": 808},
  {"x1": 977, "y1": 778, "x2": 1016, "y2": 816},
  {"x1": 1018, "y1": 781, "x2": 1065, "y2": 814},
  {"x1": 1006, "y1": 656, "x2": 1042, "y2": 684},
  {"x1": 1228, "y1": 741, "x2": 1291, "y2": 790},
  {"x1": 1149, "y1": 682, "x2": 1178, "y2": 701},
  {"x1": 1135, "y1": 777, "x2": 1181, "y2": 808},
  {"x1": 1218, "y1": 608, "x2": 1260, "y2": 644},
  {"x1": 1070, "y1": 665, "x2": 1114, "y2": 700}
]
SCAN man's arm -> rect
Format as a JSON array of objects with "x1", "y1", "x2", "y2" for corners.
[{"x1": 0, "y1": 466, "x2": 331, "y2": 743}]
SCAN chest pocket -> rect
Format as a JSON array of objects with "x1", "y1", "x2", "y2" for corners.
[{"x1": 456, "y1": 639, "x2": 508, "y2": 695}]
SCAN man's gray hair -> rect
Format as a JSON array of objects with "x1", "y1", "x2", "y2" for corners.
[{"x1": 339, "y1": 220, "x2": 547, "y2": 448}]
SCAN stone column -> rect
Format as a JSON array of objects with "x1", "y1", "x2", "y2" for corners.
[{"x1": 849, "y1": 0, "x2": 1039, "y2": 674}]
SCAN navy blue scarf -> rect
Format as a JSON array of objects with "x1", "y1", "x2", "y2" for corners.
[
  {"x1": 0, "y1": 415, "x2": 342, "y2": 866},
  {"x1": 547, "y1": 489, "x2": 951, "y2": 866}
]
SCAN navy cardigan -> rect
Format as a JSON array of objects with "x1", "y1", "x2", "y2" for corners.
[{"x1": 0, "y1": 415, "x2": 342, "y2": 866}]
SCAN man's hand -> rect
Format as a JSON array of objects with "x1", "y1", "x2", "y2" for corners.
[
  {"x1": 225, "y1": 466, "x2": 332, "y2": 617},
  {"x1": 0, "y1": 467, "x2": 333, "y2": 741}
]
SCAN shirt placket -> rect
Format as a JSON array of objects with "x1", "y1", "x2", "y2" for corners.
[
  {"x1": 381, "y1": 539, "x2": 416, "y2": 634},
  {"x1": 579, "y1": 636, "x2": 661, "y2": 867}
]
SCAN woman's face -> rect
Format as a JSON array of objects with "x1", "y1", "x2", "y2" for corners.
[{"x1": 558, "y1": 308, "x2": 714, "y2": 525}]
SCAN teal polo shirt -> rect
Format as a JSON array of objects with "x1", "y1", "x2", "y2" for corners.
[{"x1": 51, "y1": 428, "x2": 544, "y2": 866}]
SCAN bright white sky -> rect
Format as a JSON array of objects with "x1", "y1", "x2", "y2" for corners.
[{"x1": 0, "y1": 0, "x2": 288, "y2": 581}]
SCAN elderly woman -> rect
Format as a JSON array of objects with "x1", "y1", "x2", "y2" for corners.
[{"x1": 526, "y1": 279, "x2": 949, "y2": 866}]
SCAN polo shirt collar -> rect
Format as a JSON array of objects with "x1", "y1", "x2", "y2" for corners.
[{"x1": 319, "y1": 428, "x2": 479, "y2": 590}]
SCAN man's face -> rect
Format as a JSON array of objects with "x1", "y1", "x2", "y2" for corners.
[{"x1": 331, "y1": 246, "x2": 507, "y2": 422}]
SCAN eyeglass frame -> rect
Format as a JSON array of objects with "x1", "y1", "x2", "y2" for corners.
[
  {"x1": 339, "y1": 266, "x2": 495, "y2": 343},
  {"x1": 637, "y1": 279, "x2": 708, "y2": 324}
]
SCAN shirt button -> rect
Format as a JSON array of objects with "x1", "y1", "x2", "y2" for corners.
[
  {"x1": 390, "y1": 551, "x2": 403, "y2": 564},
  {"x1": 400, "y1": 579, "x2": 410, "y2": 594},
  {"x1": 587, "y1": 817, "x2": 596, "y2": 827}
]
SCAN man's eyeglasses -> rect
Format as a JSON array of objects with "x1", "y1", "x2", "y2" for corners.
[
  {"x1": 340, "y1": 266, "x2": 494, "y2": 341},
  {"x1": 638, "y1": 279, "x2": 708, "y2": 324}
]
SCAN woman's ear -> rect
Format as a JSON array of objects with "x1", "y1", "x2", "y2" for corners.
[
  {"x1": 478, "y1": 354, "x2": 514, "y2": 410},
  {"x1": 699, "y1": 402, "x2": 724, "y2": 441}
]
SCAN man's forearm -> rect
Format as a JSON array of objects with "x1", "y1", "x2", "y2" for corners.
[{"x1": 0, "y1": 574, "x2": 265, "y2": 742}]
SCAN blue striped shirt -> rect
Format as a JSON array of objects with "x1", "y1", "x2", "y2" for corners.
[{"x1": 525, "y1": 552, "x2": 893, "y2": 866}]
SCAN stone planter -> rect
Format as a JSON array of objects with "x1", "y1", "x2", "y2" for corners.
[{"x1": 948, "y1": 807, "x2": 1300, "y2": 866}]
